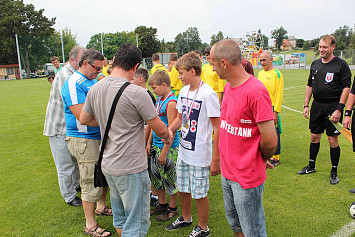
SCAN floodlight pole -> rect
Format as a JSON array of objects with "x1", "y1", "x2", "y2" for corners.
[
  {"x1": 61, "y1": 31, "x2": 65, "y2": 64},
  {"x1": 15, "y1": 34, "x2": 22, "y2": 79},
  {"x1": 136, "y1": 34, "x2": 139, "y2": 48},
  {"x1": 101, "y1": 33, "x2": 104, "y2": 56}
]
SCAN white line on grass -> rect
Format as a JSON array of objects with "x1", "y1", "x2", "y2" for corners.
[
  {"x1": 281, "y1": 105, "x2": 303, "y2": 114},
  {"x1": 284, "y1": 85, "x2": 305, "y2": 90},
  {"x1": 330, "y1": 220, "x2": 355, "y2": 237}
]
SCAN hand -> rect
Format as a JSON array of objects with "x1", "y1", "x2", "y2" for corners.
[
  {"x1": 162, "y1": 129, "x2": 173, "y2": 145},
  {"x1": 343, "y1": 116, "x2": 352, "y2": 129},
  {"x1": 146, "y1": 144, "x2": 151, "y2": 158},
  {"x1": 331, "y1": 110, "x2": 341, "y2": 123},
  {"x1": 303, "y1": 107, "x2": 310, "y2": 119},
  {"x1": 273, "y1": 112, "x2": 279, "y2": 125},
  {"x1": 210, "y1": 159, "x2": 221, "y2": 176},
  {"x1": 158, "y1": 154, "x2": 167, "y2": 166},
  {"x1": 266, "y1": 161, "x2": 274, "y2": 169}
]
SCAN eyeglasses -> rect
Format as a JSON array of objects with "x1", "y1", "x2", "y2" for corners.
[
  {"x1": 88, "y1": 62, "x2": 102, "y2": 72},
  {"x1": 259, "y1": 59, "x2": 267, "y2": 62}
]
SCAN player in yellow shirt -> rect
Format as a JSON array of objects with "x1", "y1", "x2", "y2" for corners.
[
  {"x1": 167, "y1": 53, "x2": 182, "y2": 97},
  {"x1": 151, "y1": 53, "x2": 167, "y2": 75},
  {"x1": 202, "y1": 46, "x2": 220, "y2": 97},
  {"x1": 101, "y1": 57, "x2": 110, "y2": 76},
  {"x1": 258, "y1": 52, "x2": 284, "y2": 167}
]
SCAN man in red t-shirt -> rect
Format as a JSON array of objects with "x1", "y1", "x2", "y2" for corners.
[{"x1": 210, "y1": 39, "x2": 277, "y2": 237}]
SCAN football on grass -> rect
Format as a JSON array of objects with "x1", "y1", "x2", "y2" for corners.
[{"x1": 350, "y1": 202, "x2": 355, "y2": 218}]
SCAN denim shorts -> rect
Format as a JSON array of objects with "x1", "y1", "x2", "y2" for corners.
[
  {"x1": 104, "y1": 169, "x2": 151, "y2": 236},
  {"x1": 176, "y1": 158, "x2": 210, "y2": 199},
  {"x1": 221, "y1": 176, "x2": 267, "y2": 236}
]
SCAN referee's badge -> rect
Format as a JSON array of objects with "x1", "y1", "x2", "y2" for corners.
[{"x1": 325, "y1": 72, "x2": 334, "y2": 83}]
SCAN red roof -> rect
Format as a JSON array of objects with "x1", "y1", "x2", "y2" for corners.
[{"x1": 0, "y1": 64, "x2": 19, "y2": 68}]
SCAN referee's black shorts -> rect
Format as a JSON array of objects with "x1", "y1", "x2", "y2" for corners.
[{"x1": 309, "y1": 100, "x2": 342, "y2": 136}]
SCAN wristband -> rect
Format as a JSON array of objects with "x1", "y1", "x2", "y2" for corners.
[
  {"x1": 335, "y1": 103, "x2": 345, "y2": 112},
  {"x1": 344, "y1": 110, "x2": 352, "y2": 117},
  {"x1": 303, "y1": 105, "x2": 309, "y2": 108}
]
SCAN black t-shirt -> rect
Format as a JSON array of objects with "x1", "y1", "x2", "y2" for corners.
[
  {"x1": 350, "y1": 76, "x2": 355, "y2": 95},
  {"x1": 307, "y1": 57, "x2": 351, "y2": 103}
]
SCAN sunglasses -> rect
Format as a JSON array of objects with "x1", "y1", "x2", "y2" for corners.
[
  {"x1": 88, "y1": 62, "x2": 103, "y2": 72},
  {"x1": 259, "y1": 59, "x2": 267, "y2": 62}
]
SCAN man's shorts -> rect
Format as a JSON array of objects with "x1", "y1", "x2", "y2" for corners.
[
  {"x1": 309, "y1": 100, "x2": 342, "y2": 136},
  {"x1": 176, "y1": 158, "x2": 210, "y2": 199},
  {"x1": 149, "y1": 145, "x2": 178, "y2": 195},
  {"x1": 66, "y1": 136, "x2": 103, "y2": 203}
]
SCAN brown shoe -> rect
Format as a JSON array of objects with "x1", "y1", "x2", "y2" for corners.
[
  {"x1": 150, "y1": 204, "x2": 168, "y2": 216},
  {"x1": 156, "y1": 209, "x2": 178, "y2": 221}
]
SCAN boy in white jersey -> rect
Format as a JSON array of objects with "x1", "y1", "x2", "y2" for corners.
[{"x1": 165, "y1": 52, "x2": 220, "y2": 237}]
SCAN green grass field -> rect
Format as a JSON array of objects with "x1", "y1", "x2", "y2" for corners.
[{"x1": 1, "y1": 70, "x2": 355, "y2": 236}]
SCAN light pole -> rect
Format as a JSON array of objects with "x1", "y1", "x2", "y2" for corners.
[{"x1": 100, "y1": 33, "x2": 104, "y2": 56}]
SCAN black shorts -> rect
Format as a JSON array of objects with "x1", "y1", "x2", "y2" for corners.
[{"x1": 309, "y1": 100, "x2": 342, "y2": 136}]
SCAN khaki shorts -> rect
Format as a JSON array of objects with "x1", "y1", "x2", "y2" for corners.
[{"x1": 66, "y1": 136, "x2": 103, "y2": 202}]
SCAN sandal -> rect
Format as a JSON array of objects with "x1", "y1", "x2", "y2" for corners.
[
  {"x1": 84, "y1": 225, "x2": 111, "y2": 237},
  {"x1": 95, "y1": 206, "x2": 113, "y2": 216}
]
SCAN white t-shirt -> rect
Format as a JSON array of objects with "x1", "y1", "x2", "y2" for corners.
[{"x1": 177, "y1": 83, "x2": 220, "y2": 167}]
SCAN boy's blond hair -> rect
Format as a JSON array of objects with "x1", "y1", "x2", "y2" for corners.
[
  {"x1": 175, "y1": 51, "x2": 202, "y2": 76},
  {"x1": 148, "y1": 70, "x2": 171, "y2": 87}
]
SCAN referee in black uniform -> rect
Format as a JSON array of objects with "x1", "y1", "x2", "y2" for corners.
[{"x1": 297, "y1": 35, "x2": 352, "y2": 185}]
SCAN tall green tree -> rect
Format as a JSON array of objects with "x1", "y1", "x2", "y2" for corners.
[
  {"x1": 296, "y1": 39, "x2": 305, "y2": 48},
  {"x1": 185, "y1": 27, "x2": 202, "y2": 51},
  {"x1": 48, "y1": 28, "x2": 77, "y2": 63},
  {"x1": 175, "y1": 33, "x2": 189, "y2": 57},
  {"x1": 271, "y1": 26, "x2": 288, "y2": 50},
  {"x1": 86, "y1": 31, "x2": 136, "y2": 59},
  {"x1": 134, "y1": 26, "x2": 161, "y2": 58},
  {"x1": 0, "y1": 0, "x2": 55, "y2": 77},
  {"x1": 210, "y1": 31, "x2": 224, "y2": 45},
  {"x1": 262, "y1": 34, "x2": 269, "y2": 49},
  {"x1": 303, "y1": 41, "x2": 311, "y2": 50}
]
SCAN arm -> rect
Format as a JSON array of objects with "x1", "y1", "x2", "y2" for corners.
[
  {"x1": 169, "y1": 112, "x2": 182, "y2": 133},
  {"x1": 273, "y1": 72, "x2": 284, "y2": 124},
  {"x1": 209, "y1": 117, "x2": 221, "y2": 176},
  {"x1": 257, "y1": 120, "x2": 278, "y2": 161},
  {"x1": 157, "y1": 101, "x2": 178, "y2": 165},
  {"x1": 79, "y1": 110, "x2": 99, "y2": 127},
  {"x1": 303, "y1": 85, "x2": 313, "y2": 119},
  {"x1": 331, "y1": 87, "x2": 350, "y2": 123},
  {"x1": 146, "y1": 127, "x2": 153, "y2": 157},
  {"x1": 146, "y1": 116, "x2": 169, "y2": 141},
  {"x1": 344, "y1": 92, "x2": 355, "y2": 129}
]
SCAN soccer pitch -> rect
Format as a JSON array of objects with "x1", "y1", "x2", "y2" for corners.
[{"x1": 0, "y1": 69, "x2": 354, "y2": 236}]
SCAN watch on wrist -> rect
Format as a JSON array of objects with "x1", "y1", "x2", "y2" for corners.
[
  {"x1": 344, "y1": 110, "x2": 352, "y2": 117},
  {"x1": 303, "y1": 105, "x2": 309, "y2": 108}
]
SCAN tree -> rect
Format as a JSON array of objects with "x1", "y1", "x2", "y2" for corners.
[
  {"x1": 48, "y1": 28, "x2": 77, "y2": 63},
  {"x1": 185, "y1": 27, "x2": 202, "y2": 51},
  {"x1": 175, "y1": 33, "x2": 189, "y2": 57},
  {"x1": 262, "y1": 34, "x2": 269, "y2": 49},
  {"x1": 0, "y1": 0, "x2": 56, "y2": 77},
  {"x1": 165, "y1": 41, "x2": 176, "y2": 53},
  {"x1": 271, "y1": 26, "x2": 288, "y2": 50},
  {"x1": 86, "y1": 31, "x2": 136, "y2": 59},
  {"x1": 333, "y1": 25, "x2": 353, "y2": 48},
  {"x1": 303, "y1": 41, "x2": 311, "y2": 50},
  {"x1": 296, "y1": 39, "x2": 305, "y2": 48},
  {"x1": 134, "y1": 26, "x2": 161, "y2": 58},
  {"x1": 210, "y1": 31, "x2": 224, "y2": 45}
]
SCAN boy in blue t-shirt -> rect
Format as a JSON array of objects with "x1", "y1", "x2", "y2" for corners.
[{"x1": 147, "y1": 70, "x2": 180, "y2": 222}]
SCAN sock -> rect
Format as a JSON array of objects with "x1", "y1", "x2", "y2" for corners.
[
  {"x1": 160, "y1": 203, "x2": 169, "y2": 208},
  {"x1": 309, "y1": 142, "x2": 320, "y2": 169},
  {"x1": 273, "y1": 154, "x2": 280, "y2": 161},
  {"x1": 330, "y1": 146, "x2": 340, "y2": 173},
  {"x1": 169, "y1": 206, "x2": 177, "y2": 211}
]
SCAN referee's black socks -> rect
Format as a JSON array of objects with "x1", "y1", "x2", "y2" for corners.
[
  {"x1": 330, "y1": 146, "x2": 340, "y2": 173},
  {"x1": 309, "y1": 142, "x2": 320, "y2": 169}
]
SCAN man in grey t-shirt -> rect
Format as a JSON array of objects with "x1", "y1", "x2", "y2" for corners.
[{"x1": 80, "y1": 44, "x2": 170, "y2": 236}]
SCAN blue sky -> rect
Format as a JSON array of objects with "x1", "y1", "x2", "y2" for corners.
[{"x1": 24, "y1": 0, "x2": 354, "y2": 47}]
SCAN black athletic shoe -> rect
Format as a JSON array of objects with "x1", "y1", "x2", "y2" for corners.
[
  {"x1": 188, "y1": 225, "x2": 210, "y2": 237},
  {"x1": 350, "y1": 188, "x2": 355, "y2": 193},
  {"x1": 330, "y1": 171, "x2": 339, "y2": 185},
  {"x1": 165, "y1": 215, "x2": 192, "y2": 231},
  {"x1": 297, "y1": 166, "x2": 316, "y2": 175},
  {"x1": 66, "y1": 196, "x2": 82, "y2": 207}
]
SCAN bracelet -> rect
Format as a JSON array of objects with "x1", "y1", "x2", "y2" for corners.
[
  {"x1": 303, "y1": 105, "x2": 309, "y2": 108},
  {"x1": 344, "y1": 110, "x2": 352, "y2": 116},
  {"x1": 335, "y1": 103, "x2": 345, "y2": 112}
]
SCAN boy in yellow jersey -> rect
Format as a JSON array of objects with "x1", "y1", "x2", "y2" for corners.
[
  {"x1": 101, "y1": 57, "x2": 110, "y2": 76},
  {"x1": 202, "y1": 46, "x2": 220, "y2": 97},
  {"x1": 258, "y1": 52, "x2": 284, "y2": 167},
  {"x1": 151, "y1": 53, "x2": 168, "y2": 74},
  {"x1": 168, "y1": 53, "x2": 183, "y2": 97}
]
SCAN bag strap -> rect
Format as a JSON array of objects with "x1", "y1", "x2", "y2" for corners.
[{"x1": 98, "y1": 81, "x2": 130, "y2": 168}]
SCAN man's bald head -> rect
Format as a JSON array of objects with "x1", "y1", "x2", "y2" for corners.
[
  {"x1": 211, "y1": 39, "x2": 241, "y2": 66},
  {"x1": 260, "y1": 52, "x2": 273, "y2": 59}
]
